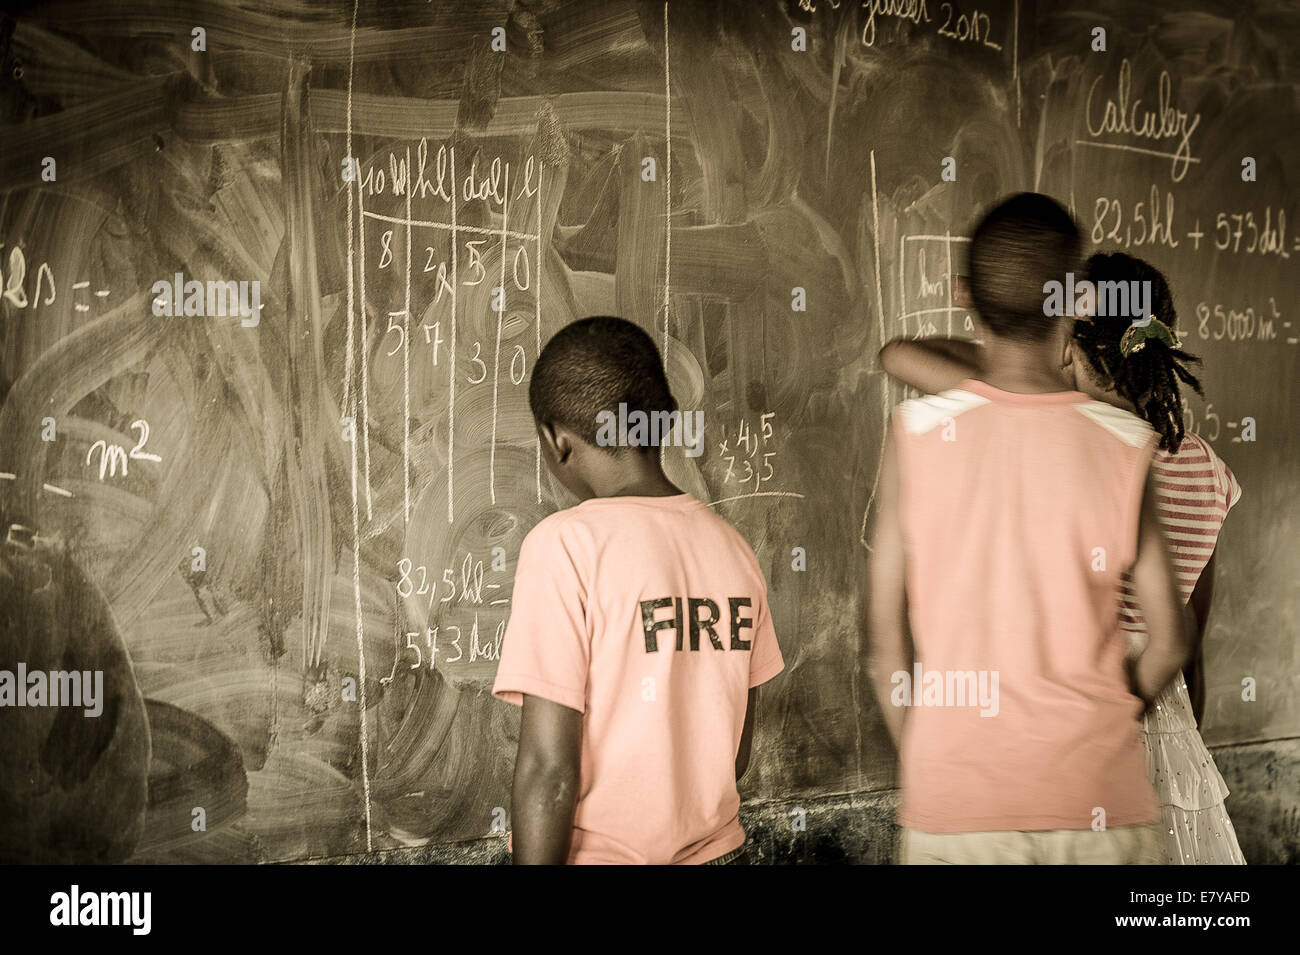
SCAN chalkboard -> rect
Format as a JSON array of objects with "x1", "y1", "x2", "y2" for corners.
[{"x1": 1, "y1": 0, "x2": 1296, "y2": 863}]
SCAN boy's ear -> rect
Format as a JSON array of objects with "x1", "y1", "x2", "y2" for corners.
[
  {"x1": 539, "y1": 421, "x2": 576, "y2": 465},
  {"x1": 537, "y1": 421, "x2": 566, "y2": 463},
  {"x1": 1062, "y1": 337, "x2": 1093, "y2": 389}
]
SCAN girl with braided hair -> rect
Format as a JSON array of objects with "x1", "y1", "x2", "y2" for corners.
[{"x1": 879, "y1": 250, "x2": 1245, "y2": 864}]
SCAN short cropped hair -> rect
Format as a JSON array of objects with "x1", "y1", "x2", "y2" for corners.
[
  {"x1": 967, "y1": 193, "x2": 1081, "y2": 342},
  {"x1": 529, "y1": 316, "x2": 675, "y2": 451}
]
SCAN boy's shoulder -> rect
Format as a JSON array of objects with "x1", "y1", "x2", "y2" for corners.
[
  {"x1": 895, "y1": 385, "x2": 1156, "y2": 452},
  {"x1": 521, "y1": 495, "x2": 761, "y2": 572},
  {"x1": 519, "y1": 506, "x2": 585, "y2": 552},
  {"x1": 895, "y1": 386, "x2": 990, "y2": 435},
  {"x1": 1070, "y1": 400, "x2": 1155, "y2": 449}
]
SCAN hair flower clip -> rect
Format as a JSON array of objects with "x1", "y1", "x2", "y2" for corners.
[{"x1": 1119, "y1": 314, "x2": 1178, "y2": 356}]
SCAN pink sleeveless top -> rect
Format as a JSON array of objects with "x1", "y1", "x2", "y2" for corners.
[{"x1": 893, "y1": 379, "x2": 1159, "y2": 833}]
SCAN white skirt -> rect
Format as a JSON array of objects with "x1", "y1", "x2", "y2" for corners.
[{"x1": 1140, "y1": 670, "x2": 1246, "y2": 865}]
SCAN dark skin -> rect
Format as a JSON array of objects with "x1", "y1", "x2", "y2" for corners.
[
  {"x1": 512, "y1": 694, "x2": 583, "y2": 865},
  {"x1": 1186, "y1": 553, "x2": 1214, "y2": 725},
  {"x1": 871, "y1": 316, "x2": 1191, "y2": 710},
  {"x1": 510, "y1": 420, "x2": 760, "y2": 864},
  {"x1": 865, "y1": 429, "x2": 909, "y2": 750}
]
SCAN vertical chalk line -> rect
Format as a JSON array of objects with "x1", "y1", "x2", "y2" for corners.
[
  {"x1": 662, "y1": 1, "x2": 671, "y2": 362},
  {"x1": 348, "y1": 414, "x2": 372, "y2": 852},
  {"x1": 898, "y1": 235, "x2": 906, "y2": 329},
  {"x1": 357, "y1": 175, "x2": 374, "y2": 520},
  {"x1": 448, "y1": 146, "x2": 457, "y2": 523},
  {"x1": 1013, "y1": 0, "x2": 1021, "y2": 129},
  {"x1": 490, "y1": 163, "x2": 509, "y2": 505},
  {"x1": 871, "y1": 151, "x2": 885, "y2": 345},
  {"x1": 345, "y1": 0, "x2": 372, "y2": 853},
  {"x1": 342, "y1": 58, "x2": 356, "y2": 412},
  {"x1": 861, "y1": 150, "x2": 887, "y2": 549},
  {"x1": 403, "y1": 149, "x2": 412, "y2": 526},
  {"x1": 945, "y1": 230, "x2": 953, "y2": 329}
]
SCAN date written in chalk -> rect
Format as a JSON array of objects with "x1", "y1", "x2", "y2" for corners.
[{"x1": 1131, "y1": 891, "x2": 1250, "y2": 905}]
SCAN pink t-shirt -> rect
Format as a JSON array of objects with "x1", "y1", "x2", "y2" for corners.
[
  {"x1": 893, "y1": 379, "x2": 1160, "y2": 833},
  {"x1": 493, "y1": 493, "x2": 784, "y2": 864}
]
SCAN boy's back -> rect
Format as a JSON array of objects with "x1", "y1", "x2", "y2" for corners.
[
  {"x1": 893, "y1": 379, "x2": 1160, "y2": 832},
  {"x1": 494, "y1": 493, "x2": 784, "y2": 864}
]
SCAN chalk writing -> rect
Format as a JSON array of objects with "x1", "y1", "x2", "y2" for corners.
[
  {"x1": 1213, "y1": 207, "x2": 1289, "y2": 258},
  {"x1": 396, "y1": 551, "x2": 488, "y2": 610},
  {"x1": 718, "y1": 413, "x2": 779, "y2": 494},
  {"x1": 0, "y1": 245, "x2": 100, "y2": 311},
  {"x1": 857, "y1": 0, "x2": 1002, "y2": 52},
  {"x1": 1090, "y1": 187, "x2": 1180, "y2": 250},
  {"x1": 1195, "y1": 298, "x2": 1288, "y2": 346},
  {"x1": 382, "y1": 614, "x2": 505, "y2": 681},
  {"x1": 936, "y1": 3, "x2": 1001, "y2": 50},
  {"x1": 1082, "y1": 59, "x2": 1201, "y2": 182},
  {"x1": 84, "y1": 420, "x2": 161, "y2": 480}
]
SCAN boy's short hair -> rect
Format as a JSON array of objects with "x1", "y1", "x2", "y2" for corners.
[
  {"x1": 967, "y1": 192, "x2": 1081, "y2": 342},
  {"x1": 529, "y1": 316, "x2": 676, "y2": 451}
]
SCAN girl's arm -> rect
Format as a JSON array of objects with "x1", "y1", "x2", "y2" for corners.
[
  {"x1": 1184, "y1": 550, "x2": 1217, "y2": 725},
  {"x1": 879, "y1": 337, "x2": 982, "y2": 395}
]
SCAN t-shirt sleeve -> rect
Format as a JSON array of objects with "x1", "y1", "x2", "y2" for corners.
[
  {"x1": 747, "y1": 568, "x2": 784, "y2": 689},
  {"x1": 492, "y1": 521, "x2": 589, "y2": 713},
  {"x1": 1220, "y1": 453, "x2": 1243, "y2": 511}
]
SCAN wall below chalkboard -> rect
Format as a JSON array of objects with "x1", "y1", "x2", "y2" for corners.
[{"x1": 317, "y1": 738, "x2": 1300, "y2": 865}]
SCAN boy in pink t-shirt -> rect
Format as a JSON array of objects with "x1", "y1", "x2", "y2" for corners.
[{"x1": 493, "y1": 316, "x2": 784, "y2": 865}]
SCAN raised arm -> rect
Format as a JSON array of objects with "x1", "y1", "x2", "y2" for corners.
[{"x1": 879, "y1": 337, "x2": 982, "y2": 395}]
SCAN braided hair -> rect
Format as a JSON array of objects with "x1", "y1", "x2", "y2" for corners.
[{"x1": 1072, "y1": 252, "x2": 1203, "y2": 451}]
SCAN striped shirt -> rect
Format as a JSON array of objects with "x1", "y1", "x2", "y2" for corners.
[{"x1": 1120, "y1": 432, "x2": 1241, "y2": 645}]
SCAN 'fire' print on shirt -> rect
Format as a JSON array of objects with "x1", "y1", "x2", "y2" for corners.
[{"x1": 639, "y1": 597, "x2": 755, "y2": 652}]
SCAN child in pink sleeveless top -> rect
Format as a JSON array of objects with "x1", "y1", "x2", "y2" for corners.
[
  {"x1": 882, "y1": 250, "x2": 1245, "y2": 864},
  {"x1": 866, "y1": 195, "x2": 1190, "y2": 865}
]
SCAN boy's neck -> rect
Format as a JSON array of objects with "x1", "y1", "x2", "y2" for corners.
[
  {"x1": 975, "y1": 335, "x2": 1074, "y2": 395},
  {"x1": 587, "y1": 452, "x2": 682, "y2": 499}
]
